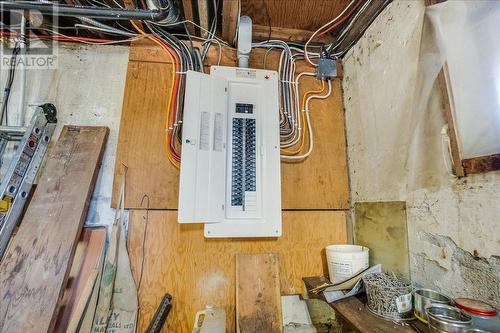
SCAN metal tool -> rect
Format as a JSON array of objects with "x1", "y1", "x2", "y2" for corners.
[
  {"x1": 146, "y1": 293, "x2": 173, "y2": 333},
  {"x1": 0, "y1": 103, "x2": 57, "y2": 258}
]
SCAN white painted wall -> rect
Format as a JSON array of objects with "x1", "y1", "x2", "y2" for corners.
[
  {"x1": 0, "y1": 43, "x2": 129, "y2": 227},
  {"x1": 343, "y1": 0, "x2": 500, "y2": 306}
]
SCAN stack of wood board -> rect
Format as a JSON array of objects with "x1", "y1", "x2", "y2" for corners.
[{"x1": 0, "y1": 126, "x2": 108, "y2": 333}]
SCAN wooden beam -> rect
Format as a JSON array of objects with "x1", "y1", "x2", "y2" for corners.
[
  {"x1": 333, "y1": 0, "x2": 392, "y2": 56},
  {"x1": 128, "y1": 39, "x2": 343, "y2": 78},
  {"x1": 198, "y1": 0, "x2": 210, "y2": 38},
  {"x1": 252, "y1": 24, "x2": 332, "y2": 44},
  {"x1": 181, "y1": 0, "x2": 196, "y2": 34},
  {"x1": 0, "y1": 126, "x2": 109, "y2": 333},
  {"x1": 222, "y1": 0, "x2": 239, "y2": 44},
  {"x1": 241, "y1": 0, "x2": 352, "y2": 32},
  {"x1": 236, "y1": 253, "x2": 283, "y2": 333},
  {"x1": 463, "y1": 153, "x2": 500, "y2": 175},
  {"x1": 437, "y1": 64, "x2": 465, "y2": 177}
]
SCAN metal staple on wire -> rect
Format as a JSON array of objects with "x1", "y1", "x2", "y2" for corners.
[{"x1": 363, "y1": 272, "x2": 414, "y2": 322}]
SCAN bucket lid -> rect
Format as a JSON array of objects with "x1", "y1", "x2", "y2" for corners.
[{"x1": 454, "y1": 298, "x2": 498, "y2": 317}]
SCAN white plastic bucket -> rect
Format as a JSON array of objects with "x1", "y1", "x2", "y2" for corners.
[{"x1": 325, "y1": 244, "x2": 369, "y2": 283}]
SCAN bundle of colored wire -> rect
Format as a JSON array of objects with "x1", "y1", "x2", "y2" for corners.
[
  {"x1": 326, "y1": 0, "x2": 372, "y2": 57},
  {"x1": 304, "y1": 0, "x2": 363, "y2": 66},
  {"x1": 129, "y1": 21, "x2": 183, "y2": 168}
]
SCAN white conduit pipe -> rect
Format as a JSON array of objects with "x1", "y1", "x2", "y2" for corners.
[{"x1": 281, "y1": 79, "x2": 332, "y2": 160}]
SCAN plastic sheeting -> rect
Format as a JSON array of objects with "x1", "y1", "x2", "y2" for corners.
[
  {"x1": 407, "y1": 0, "x2": 500, "y2": 189},
  {"x1": 438, "y1": 1, "x2": 500, "y2": 158}
]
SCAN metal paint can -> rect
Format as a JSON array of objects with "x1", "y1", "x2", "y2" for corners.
[
  {"x1": 454, "y1": 298, "x2": 500, "y2": 333},
  {"x1": 414, "y1": 288, "x2": 452, "y2": 323},
  {"x1": 426, "y1": 304, "x2": 472, "y2": 333}
]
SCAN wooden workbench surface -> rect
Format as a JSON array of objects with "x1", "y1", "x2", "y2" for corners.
[{"x1": 331, "y1": 297, "x2": 428, "y2": 333}]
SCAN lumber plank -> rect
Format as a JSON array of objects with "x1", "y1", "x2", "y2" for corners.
[
  {"x1": 53, "y1": 227, "x2": 106, "y2": 333},
  {"x1": 236, "y1": 253, "x2": 283, "y2": 333},
  {"x1": 113, "y1": 41, "x2": 348, "y2": 209},
  {"x1": 463, "y1": 153, "x2": 500, "y2": 175},
  {"x1": 127, "y1": 210, "x2": 348, "y2": 332},
  {"x1": 0, "y1": 126, "x2": 109, "y2": 333}
]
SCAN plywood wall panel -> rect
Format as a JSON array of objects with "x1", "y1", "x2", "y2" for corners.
[
  {"x1": 281, "y1": 77, "x2": 349, "y2": 209},
  {"x1": 112, "y1": 41, "x2": 348, "y2": 209},
  {"x1": 111, "y1": 60, "x2": 180, "y2": 209},
  {"x1": 241, "y1": 0, "x2": 352, "y2": 31},
  {"x1": 127, "y1": 210, "x2": 347, "y2": 333}
]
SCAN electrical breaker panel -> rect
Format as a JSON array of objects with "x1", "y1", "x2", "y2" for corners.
[{"x1": 178, "y1": 66, "x2": 282, "y2": 238}]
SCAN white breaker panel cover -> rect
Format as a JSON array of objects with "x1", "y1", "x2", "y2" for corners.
[{"x1": 178, "y1": 66, "x2": 282, "y2": 238}]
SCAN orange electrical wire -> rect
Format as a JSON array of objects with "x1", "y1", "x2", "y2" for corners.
[
  {"x1": 130, "y1": 21, "x2": 181, "y2": 169},
  {"x1": 281, "y1": 80, "x2": 325, "y2": 155}
]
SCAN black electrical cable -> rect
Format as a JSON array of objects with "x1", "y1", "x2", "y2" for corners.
[{"x1": 0, "y1": 42, "x2": 20, "y2": 126}]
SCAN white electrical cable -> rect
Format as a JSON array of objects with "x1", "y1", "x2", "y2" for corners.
[
  {"x1": 281, "y1": 79, "x2": 332, "y2": 160},
  {"x1": 150, "y1": 20, "x2": 229, "y2": 46},
  {"x1": 17, "y1": 14, "x2": 27, "y2": 126},
  {"x1": 281, "y1": 72, "x2": 315, "y2": 148},
  {"x1": 304, "y1": 0, "x2": 357, "y2": 66}
]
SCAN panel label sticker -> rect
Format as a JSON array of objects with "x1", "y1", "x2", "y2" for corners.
[
  {"x1": 213, "y1": 113, "x2": 223, "y2": 152},
  {"x1": 199, "y1": 111, "x2": 210, "y2": 151}
]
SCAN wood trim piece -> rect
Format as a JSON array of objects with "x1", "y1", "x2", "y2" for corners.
[
  {"x1": 0, "y1": 126, "x2": 109, "y2": 333},
  {"x1": 437, "y1": 64, "x2": 465, "y2": 177},
  {"x1": 333, "y1": 0, "x2": 391, "y2": 55},
  {"x1": 463, "y1": 153, "x2": 500, "y2": 175}
]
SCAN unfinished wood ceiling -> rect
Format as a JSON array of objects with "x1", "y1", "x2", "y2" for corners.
[{"x1": 241, "y1": 0, "x2": 352, "y2": 31}]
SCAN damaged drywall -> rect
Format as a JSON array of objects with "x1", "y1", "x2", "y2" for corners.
[
  {"x1": 0, "y1": 43, "x2": 129, "y2": 228},
  {"x1": 343, "y1": 0, "x2": 500, "y2": 306}
]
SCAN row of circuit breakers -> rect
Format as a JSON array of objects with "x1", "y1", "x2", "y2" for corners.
[{"x1": 178, "y1": 66, "x2": 282, "y2": 238}]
